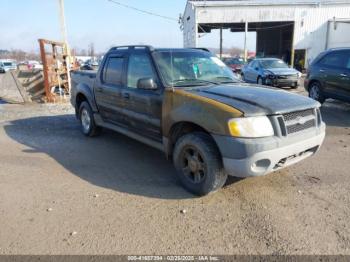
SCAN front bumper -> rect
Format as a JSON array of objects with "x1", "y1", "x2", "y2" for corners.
[
  {"x1": 213, "y1": 125, "x2": 325, "y2": 177},
  {"x1": 266, "y1": 77, "x2": 299, "y2": 87}
]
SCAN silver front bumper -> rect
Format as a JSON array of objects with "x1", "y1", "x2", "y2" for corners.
[{"x1": 222, "y1": 128, "x2": 325, "y2": 177}]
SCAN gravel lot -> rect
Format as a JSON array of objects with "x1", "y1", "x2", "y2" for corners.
[{"x1": 0, "y1": 81, "x2": 350, "y2": 255}]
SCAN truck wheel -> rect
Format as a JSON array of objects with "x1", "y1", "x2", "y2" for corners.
[
  {"x1": 79, "y1": 101, "x2": 101, "y2": 137},
  {"x1": 257, "y1": 76, "x2": 264, "y2": 85},
  {"x1": 173, "y1": 132, "x2": 228, "y2": 196},
  {"x1": 308, "y1": 82, "x2": 325, "y2": 104}
]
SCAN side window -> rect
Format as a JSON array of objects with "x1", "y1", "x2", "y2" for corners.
[
  {"x1": 127, "y1": 53, "x2": 156, "y2": 89},
  {"x1": 319, "y1": 52, "x2": 346, "y2": 68},
  {"x1": 103, "y1": 57, "x2": 124, "y2": 86},
  {"x1": 251, "y1": 61, "x2": 258, "y2": 69}
]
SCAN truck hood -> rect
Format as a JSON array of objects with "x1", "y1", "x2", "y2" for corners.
[{"x1": 187, "y1": 84, "x2": 319, "y2": 117}]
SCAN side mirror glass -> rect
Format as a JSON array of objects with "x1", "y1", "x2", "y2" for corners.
[{"x1": 137, "y1": 78, "x2": 158, "y2": 90}]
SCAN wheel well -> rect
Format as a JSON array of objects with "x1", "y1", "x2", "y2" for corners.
[
  {"x1": 167, "y1": 122, "x2": 218, "y2": 158},
  {"x1": 307, "y1": 80, "x2": 320, "y2": 91},
  {"x1": 76, "y1": 93, "x2": 87, "y2": 113}
]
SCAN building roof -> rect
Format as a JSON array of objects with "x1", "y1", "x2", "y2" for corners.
[{"x1": 189, "y1": 0, "x2": 350, "y2": 6}]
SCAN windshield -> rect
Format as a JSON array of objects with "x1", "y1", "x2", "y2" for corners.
[
  {"x1": 153, "y1": 51, "x2": 239, "y2": 87},
  {"x1": 260, "y1": 59, "x2": 289, "y2": 69},
  {"x1": 229, "y1": 58, "x2": 244, "y2": 65}
]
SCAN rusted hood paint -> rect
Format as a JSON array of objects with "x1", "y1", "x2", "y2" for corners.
[{"x1": 186, "y1": 84, "x2": 320, "y2": 116}]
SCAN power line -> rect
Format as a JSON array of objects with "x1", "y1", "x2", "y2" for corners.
[{"x1": 107, "y1": 0, "x2": 178, "y2": 22}]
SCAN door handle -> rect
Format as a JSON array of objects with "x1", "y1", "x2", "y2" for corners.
[
  {"x1": 96, "y1": 87, "x2": 103, "y2": 92},
  {"x1": 122, "y1": 92, "x2": 130, "y2": 99},
  {"x1": 319, "y1": 69, "x2": 325, "y2": 72},
  {"x1": 340, "y1": 73, "x2": 348, "y2": 77}
]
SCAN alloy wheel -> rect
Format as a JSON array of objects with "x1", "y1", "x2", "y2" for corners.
[
  {"x1": 81, "y1": 108, "x2": 91, "y2": 133},
  {"x1": 180, "y1": 146, "x2": 206, "y2": 184}
]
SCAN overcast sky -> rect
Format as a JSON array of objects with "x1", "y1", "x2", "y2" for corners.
[{"x1": 1, "y1": 0, "x2": 256, "y2": 53}]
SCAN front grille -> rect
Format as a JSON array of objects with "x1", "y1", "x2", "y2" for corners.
[
  {"x1": 278, "y1": 74, "x2": 297, "y2": 80},
  {"x1": 286, "y1": 119, "x2": 316, "y2": 134},
  {"x1": 283, "y1": 109, "x2": 314, "y2": 122},
  {"x1": 281, "y1": 109, "x2": 316, "y2": 135}
]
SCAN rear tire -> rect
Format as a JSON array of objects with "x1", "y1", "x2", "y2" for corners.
[
  {"x1": 79, "y1": 101, "x2": 101, "y2": 137},
  {"x1": 173, "y1": 132, "x2": 228, "y2": 196},
  {"x1": 308, "y1": 82, "x2": 325, "y2": 104}
]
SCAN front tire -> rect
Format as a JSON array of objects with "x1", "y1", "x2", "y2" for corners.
[
  {"x1": 308, "y1": 82, "x2": 325, "y2": 104},
  {"x1": 79, "y1": 101, "x2": 101, "y2": 137},
  {"x1": 173, "y1": 132, "x2": 228, "y2": 196},
  {"x1": 257, "y1": 76, "x2": 264, "y2": 85}
]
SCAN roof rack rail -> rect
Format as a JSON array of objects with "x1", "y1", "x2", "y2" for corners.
[
  {"x1": 192, "y1": 48, "x2": 211, "y2": 52},
  {"x1": 109, "y1": 45, "x2": 155, "y2": 52}
]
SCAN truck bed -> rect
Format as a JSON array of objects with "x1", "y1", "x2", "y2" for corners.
[{"x1": 71, "y1": 70, "x2": 96, "y2": 89}]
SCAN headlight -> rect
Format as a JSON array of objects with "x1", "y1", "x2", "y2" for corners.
[{"x1": 228, "y1": 116, "x2": 274, "y2": 138}]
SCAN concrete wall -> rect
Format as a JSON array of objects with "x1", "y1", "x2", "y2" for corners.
[
  {"x1": 327, "y1": 20, "x2": 350, "y2": 49},
  {"x1": 293, "y1": 6, "x2": 350, "y2": 66}
]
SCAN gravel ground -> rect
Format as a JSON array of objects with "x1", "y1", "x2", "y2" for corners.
[{"x1": 0, "y1": 87, "x2": 350, "y2": 255}]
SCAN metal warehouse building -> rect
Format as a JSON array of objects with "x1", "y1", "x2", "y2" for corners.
[{"x1": 182, "y1": 0, "x2": 350, "y2": 68}]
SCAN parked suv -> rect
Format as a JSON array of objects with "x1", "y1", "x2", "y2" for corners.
[
  {"x1": 305, "y1": 48, "x2": 350, "y2": 104},
  {"x1": 71, "y1": 46, "x2": 325, "y2": 196}
]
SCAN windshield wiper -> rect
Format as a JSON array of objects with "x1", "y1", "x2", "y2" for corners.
[{"x1": 171, "y1": 79, "x2": 218, "y2": 86}]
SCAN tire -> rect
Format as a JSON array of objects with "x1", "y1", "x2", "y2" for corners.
[
  {"x1": 257, "y1": 76, "x2": 264, "y2": 85},
  {"x1": 79, "y1": 101, "x2": 101, "y2": 137},
  {"x1": 173, "y1": 132, "x2": 228, "y2": 196},
  {"x1": 308, "y1": 81, "x2": 325, "y2": 104}
]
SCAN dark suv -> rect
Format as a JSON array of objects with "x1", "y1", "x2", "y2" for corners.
[{"x1": 305, "y1": 48, "x2": 350, "y2": 104}]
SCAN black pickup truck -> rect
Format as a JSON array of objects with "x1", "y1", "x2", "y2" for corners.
[{"x1": 71, "y1": 46, "x2": 325, "y2": 196}]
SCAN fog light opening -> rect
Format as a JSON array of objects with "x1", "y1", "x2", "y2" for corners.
[{"x1": 252, "y1": 159, "x2": 271, "y2": 173}]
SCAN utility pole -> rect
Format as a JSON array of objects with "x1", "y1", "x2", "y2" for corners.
[
  {"x1": 244, "y1": 21, "x2": 248, "y2": 62},
  {"x1": 58, "y1": 0, "x2": 71, "y2": 93},
  {"x1": 219, "y1": 27, "x2": 223, "y2": 59},
  {"x1": 59, "y1": 0, "x2": 68, "y2": 45}
]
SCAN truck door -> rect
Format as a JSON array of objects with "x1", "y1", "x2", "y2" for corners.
[
  {"x1": 94, "y1": 54, "x2": 127, "y2": 126},
  {"x1": 121, "y1": 51, "x2": 162, "y2": 142}
]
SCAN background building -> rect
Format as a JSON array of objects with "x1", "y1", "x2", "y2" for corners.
[{"x1": 182, "y1": 0, "x2": 350, "y2": 68}]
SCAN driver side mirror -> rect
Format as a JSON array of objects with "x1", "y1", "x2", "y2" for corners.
[
  {"x1": 137, "y1": 78, "x2": 158, "y2": 90},
  {"x1": 255, "y1": 67, "x2": 259, "y2": 71}
]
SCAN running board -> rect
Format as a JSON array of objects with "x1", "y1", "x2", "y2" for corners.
[{"x1": 94, "y1": 114, "x2": 165, "y2": 152}]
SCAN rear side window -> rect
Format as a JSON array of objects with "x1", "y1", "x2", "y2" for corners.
[
  {"x1": 319, "y1": 52, "x2": 347, "y2": 68},
  {"x1": 103, "y1": 57, "x2": 124, "y2": 86}
]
